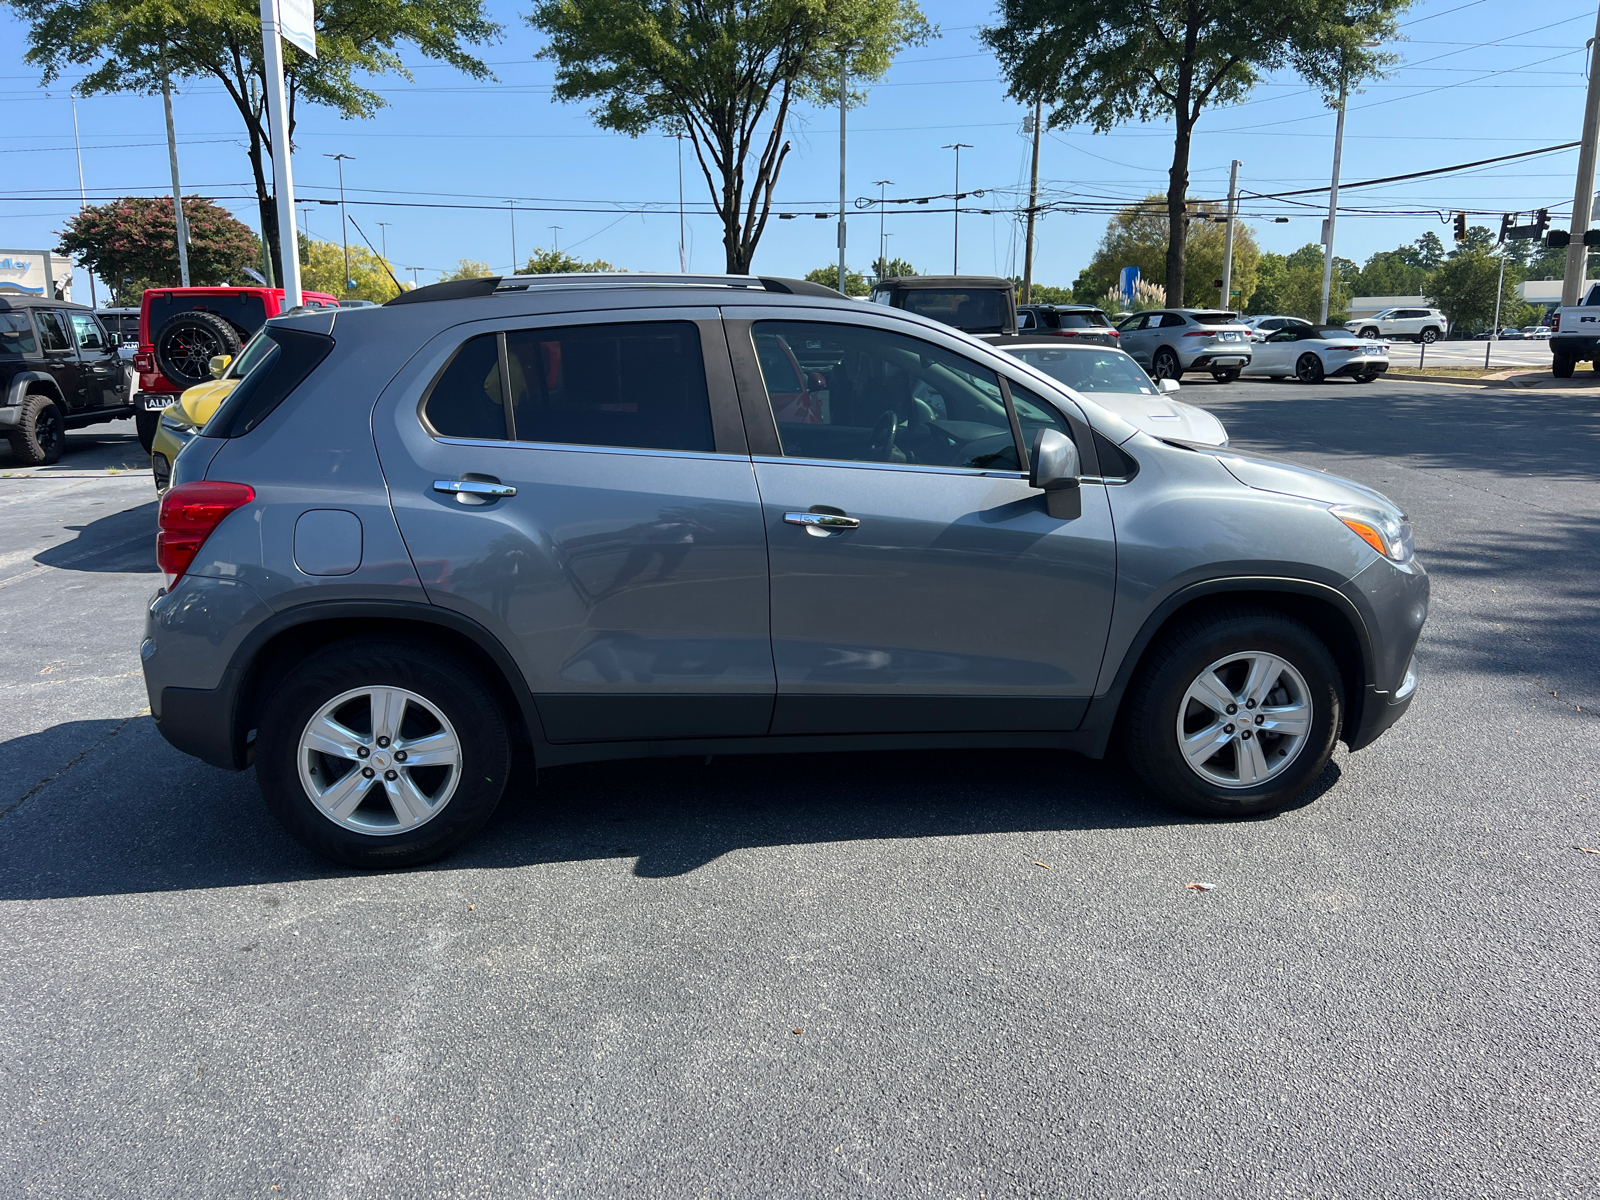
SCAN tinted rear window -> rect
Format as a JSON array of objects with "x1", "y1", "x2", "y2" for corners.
[
  {"x1": 203, "y1": 324, "x2": 335, "y2": 438},
  {"x1": 423, "y1": 334, "x2": 507, "y2": 440},
  {"x1": 898, "y1": 289, "x2": 1009, "y2": 333},
  {"x1": 1058, "y1": 311, "x2": 1110, "y2": 328},
  {"x1": 1191, "y1": 311, "x2": 1239, "y2": 325},
  {"x1": 145, "y1": 293, "x2": 268, "y2": 340},
  {"x1": 0, "y1": 312, "x2": 36, "y2": 355}
]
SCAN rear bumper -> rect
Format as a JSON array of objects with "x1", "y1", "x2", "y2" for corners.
[
  {"x1": 1185, "y1": 351, "x2": 1252, "y2": 370},
  {"x1": 151, "y1": 675, "x2": 249, "y2": 770},
  {"x1": 1330, "y1": 359, "x2": 1388, "y2": 377},
  {"x1": 1550, "y1": 337, "x2": 1600, "y2": 358}
]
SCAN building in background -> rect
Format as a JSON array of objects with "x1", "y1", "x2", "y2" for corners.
[{"x1": 0, "y1": 252, "x2": 73, "y2": 301}]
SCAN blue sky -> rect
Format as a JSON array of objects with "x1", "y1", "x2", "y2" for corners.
[{"x1": 2, "y1": 0, "x2": 1593, "y2": 299}]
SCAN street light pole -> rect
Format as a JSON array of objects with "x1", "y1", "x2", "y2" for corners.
[
  {"x1": 1562, "y1": 3, "x2": 1600, "y2": 305},
  {"x1": 677, "y1": 132, "x2": 687, "y2": 272},
  {"x1": 323, "y1": 153, "x2": 354, "y2": 294},
  {"x1": 1319, "y1": 71, "x2": 1348, "y2": 324},
  {"x1": 873, "y1": 179, "x2": 893, "y2": 280},
  {"x1": 158, "y1": 41, "x2": 191, "y2": 288},
  {"x1": 377, "y1": 222, "x2": 390, "y2": 263},
  {"x1": 549, "y1": 226, "x2": 561, "y2": 255},
  {"x1": 942, "y1": 143, "x2": 973, "y2": 273},
  {"x1": 838, "y1": 50, "x2": 848, "y2": 293},
  {"x1": 69, "y1": 93, "x2": 96, "y2": 308},
  {"x1": 1221, "y1": 159, "x2": 1241, "y2": 310}
]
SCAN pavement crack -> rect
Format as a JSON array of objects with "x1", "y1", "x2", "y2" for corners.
[{"x1": 0, "y1": 710, "x2": 147, "y2": 820}]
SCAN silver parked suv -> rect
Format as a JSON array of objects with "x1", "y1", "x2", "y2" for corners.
[
  {"x1": 143, "y1": 273, "x2": 1427, "y2": 867},
  {"x1": 1116, "y1": 309, "x2": 1254, "y2": 382}
]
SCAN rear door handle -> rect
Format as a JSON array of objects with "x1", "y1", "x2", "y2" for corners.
[
  {"x1": 434, "y1": 479, "x2": 516, "y2": 498},
  {"x1": 784, "y1": 511, "x2": 860, "y2": 533}
]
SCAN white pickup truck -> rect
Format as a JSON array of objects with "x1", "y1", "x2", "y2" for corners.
[{"x1": 1547, "y1": 284, "x2": 1600, "y2": 376}]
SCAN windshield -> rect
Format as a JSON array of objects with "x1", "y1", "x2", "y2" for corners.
[
  {"x1": 1006, "y1": 346, "x2": 1159, "y2": 395},
  {"x1": 1058, "y1": 311, "x2": 1110, "y2": 328},
  {"x1": 897, "y1": 289, "x2": 1009, "y2": 333}
]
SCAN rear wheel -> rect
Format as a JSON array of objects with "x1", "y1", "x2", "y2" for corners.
[
  {"x1": 1419, "y1": 327, "x2": 1440, "y2": 344},
  {"x1": 8, "y1": 393, "x2": 65, "y2": 465},
  {"x1": 1553, "y1": 354, "x2": 1576, "y2": 379},
  {"x1": 256, "y1": 638, "x2": 512, "y2": 867},
  {"x1": 1152, "y1": 347, "x2": 1181, "y2": 380},
  {"x1": 1121, "y1": 608, "x2": 1342, "y2": 818},
  {"x1": 1295, "y1": 352, "x2": 1325, "y2": 384},
  {"x1": 1211, "y1": 368, "x2": 1241, "y2": 384}
]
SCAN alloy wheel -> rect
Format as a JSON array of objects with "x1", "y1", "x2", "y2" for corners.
[
  {"x1": 1296, "y1": 353, "x2": 1324, "y2": 383},
  {"x1": 1174, "y1": 651, "x2": 1313, "y2": 789},
  {"x1": 164, "y1": 327, "x2": 222, "y2": 380},
  {"x1": 296, "y1": 685, "x2": 463, "y2": 834},
  {"x1": 36, "y1": 406, "x2": 64, "y2": 458}
]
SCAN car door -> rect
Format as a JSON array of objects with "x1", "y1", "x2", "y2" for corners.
[
  {"x1": 723, "y1": 310, "x2": 1117, "y2": 735},
  {"x1": 372, "y1": 309, "x2": 775, "y2": 743},
  {"x1": 30, "y1": 309, "x2": 83, "y2": 409},
  {"x1": 1118, "y1": 313, "x2": 1153, "y2": 364},
  {"x1": 66, "y1": 312, "x2": 123, "y2": 408}
]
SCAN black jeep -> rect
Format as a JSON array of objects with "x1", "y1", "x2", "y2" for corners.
[{"x1": 0, "y1": 295, "x2": 133, "y2": 465}]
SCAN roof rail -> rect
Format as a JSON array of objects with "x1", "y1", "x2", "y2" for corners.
[{"x1": 386, "y1": 272, "x2": 845, "y2": 306}]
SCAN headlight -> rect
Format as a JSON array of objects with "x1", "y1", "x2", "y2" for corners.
[{"x1": 1330, "y1": 504, "x2": 1414, "y2": 563}]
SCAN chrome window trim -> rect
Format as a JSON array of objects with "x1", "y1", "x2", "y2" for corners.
[
  {"x1": 430, "y1": 434, "x2": 749, "y2": 464},
  {"x1": 751, "y1": 453, "x2": 1026, "y2": 480}
]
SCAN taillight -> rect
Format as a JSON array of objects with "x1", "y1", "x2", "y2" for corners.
[
  {"x1": 1107, "y1": 328, "x2": 1120, "y2": 338},
  {"x1": 1550, "y1": 313, "x2": 1560, "y2": 332},
  {"x1": 134, "y1": 347, "x2": 154, "y2": 372},
  {"x1": 1183, "y1": 330, "x2": 1214, "y2": 337},
  {"x1": 1054, "y1": 329, "x2": 1078, "y2": 337},
  {"x1": 157, "y1": 482, "x2": 255, "y2": 588}
]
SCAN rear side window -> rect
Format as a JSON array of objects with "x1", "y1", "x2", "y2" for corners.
[
  {"x1": 423, "y1": 334, "x2": 508, "y2": 440},
  {"x1": 204, "y1": 325, "x2": 335, "y2": 438},
  {"x1": 1159, "y1": 313, "x2": 1187, "y2": 328},
  {"x1": 35, "y1": 310, "x2": 71, "y2": 352},
  {"x1": 0, "y1": 312, "x2": 37, "y2": 354}
]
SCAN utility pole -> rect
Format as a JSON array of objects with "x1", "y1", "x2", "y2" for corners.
[
  {"x1": 1563, "y1": 3, "x2": 1600, "y2": 305},
  {"x1": 943, "y1": 143, "x2": 973, "y2": 273},
  {"x1": 838, "y1": 51, "x2": 848, "y2": 293},
  {"x1": 1220, "y1": 159, "x2": 1241, "y2": 310},
  {"x1": 158, "y1": 42, "x2": 191, "y2": 288},
  {"x1": 323, "y1": 153, "x2": 353, "y2": 295},
  {"x1": 1022, "y1": 99, "x2": 1042, "y2": 305},
  {"x1": 873, "y1": 179, "x2": 893, "y2": 279},
  {"x1": 507, "y1": 201, "x2": 517, "y2": 272},
  {"x1": 677, "y1": 132, "x2": 686, "y2": 272},
  {"x1": 69, "y1": 93, "x2": 96, "y2": 308},
  {"x1": 549, "y1": 226, "x2": 561, "y2": 254},
  {"x1": 1487, "y1": 246, "x2": 1508, "y2": 367},
  {"x1": 1319, "y1": 70, "x2": 1348, "y2": 324},
  {"x1": 376, "y1": 222, "x2": 390, "y2": 263}
]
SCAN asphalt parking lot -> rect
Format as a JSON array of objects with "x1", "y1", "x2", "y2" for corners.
[{"x1": 1, "y1": 382, "x2": 1596, "y2": 1199}]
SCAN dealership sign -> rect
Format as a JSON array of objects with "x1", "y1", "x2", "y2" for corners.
[{"x1": 0, "y1": 252, "x2": 72, "y2": 301}]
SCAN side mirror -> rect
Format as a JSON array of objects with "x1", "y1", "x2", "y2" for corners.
[
  {"x1": 105, "y1": 331, "x2": 121, "y2": 347},
  {"x1": 804, "y1": 369, "x2": 828, "y2": 392},
  {"x1": 1157, "y1": 377, "x2": 1180, "y2": 394},
  {"x1": 209, "y1": 354, "x2": 232, "y2": 379},
  {"x1": 1029, "y1": 428, "x2": 1081, "y2": 520}
]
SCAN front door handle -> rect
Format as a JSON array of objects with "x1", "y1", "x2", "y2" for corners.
[
  {"x1": 784, "y1": 511, "x2": 860, "y2": 535},
  {"x1": 434, "y1": 478, "x2": 517, "y2": 502}
]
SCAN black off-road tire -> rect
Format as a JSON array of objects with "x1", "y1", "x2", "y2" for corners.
[
  {"x1": 1121, "y1": 608, "x2": 1343, "y2": 818},
  {"x1": 1152, "y1": 347, "x2": 1182, "y2": 381},
  {"x1": 1211, "y1": 368, "x2": 1242, "y2": 384},
  {"x1": 8, "y1": 392, "x2": 65, "y2": 465},
  {"x1": 256, "y1": 638, "x2": 512, "y2": 868},
  {"x1": 154, "y1": 310, "x2": 243, "y2": 389},
  {"x1": 1552, "y1": 354, "x2": 1576, "y2": 379},
  {"x1": 1295, "y1": 352, "x2": 1325, "y2": 384},
  {"x1": 135, "y1": 408, "x2": 160, "y2": 453}
]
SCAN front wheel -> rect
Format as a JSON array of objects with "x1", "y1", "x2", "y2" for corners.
[
  {"x1": 1151, "y1": 347, "x2": 1181, "y2": 381},
  {"x1": 1121, "y1": 608, "x2": 1342, "y2": 817},
  {"x1": 8, "y1": 393, "x2": 65, "y2": 465},
  {"x1": 255, "y1": 638, "x2": 512, "y2": 867},
  {"x1": 1295, "y1": 353, "x2": 1325, "y2": 384},
  {"x1": 1359, "y1": 327, "x2": 1380, "y2": 339},
  {"x1": 1211, "y1": 368, "x2": 1241, "y2": 384}
]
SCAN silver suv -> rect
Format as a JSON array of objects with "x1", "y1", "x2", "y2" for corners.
[
  {"x1": 143, "y1": 273, "x2": 1427, "y2": 867},
  {"x1": 1345, "y1": 307, "x2": 1448, "y2": 343},
  {"x1": 1116, "y1": 309, "x2": 1254, "y2": 382}
]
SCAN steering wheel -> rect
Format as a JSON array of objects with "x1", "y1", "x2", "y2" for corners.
[{"x1": 867, "y1": 410, "x2": 899, "y2": 461}]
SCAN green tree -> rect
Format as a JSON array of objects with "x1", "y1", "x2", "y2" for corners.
[
  {"x1": 983, "y1": 0, "x2": 1405, "y2": 305},
  {"x1": 1351, "y1": 249, "x2": 1428, "y2": 298},
  {"x1": 1246, "y1": 243, "x2": 1350, "y2": 321},
  {"x1": 805, "y1": 264, "x2": 871, "y2": 296},
  {"x1": 9, "y1": 0, "x2": 501, "y2": 286},
  {"x1": 529, "y1": 0, "x2": 931, "y2": 273},
  {"x1": 872, "y1": 255, "x2": 917, "y2": 279},
  {"x1": 1071, "y1": 266, "x2": 1111, "y2": 305},
  {"x1": 1085, "y1": 196, "x2": 1260, "y2": 311},
  {"x1": 1428, "y1": 249, "x2": 1519, "y2": 334},
  {"x1": 1452, "y1": 225, "x2": 1496, "y2": 256},
  {"x1": 523, "y1": 248, "x2": 619, "y2": 273},
  {"x1": 57, "y1": 195, "x2": 260, "y2": 303},
  {"x1": 439, "y1": 259, "x2": 495, "y2": 281},
  {"x1": 299, "y1": 236, "x2": 400, "y2": 301}
]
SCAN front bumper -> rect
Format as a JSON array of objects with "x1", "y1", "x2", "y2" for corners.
[
  {"x1": 1342, "y1": 553, "x2": 1429, "y2": 751},
  {"x1": 0, "y1": 406, "x2": 17, "y2": 430}
]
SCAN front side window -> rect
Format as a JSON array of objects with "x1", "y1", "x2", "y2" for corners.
[
  {"x1": 750, "y1": 320, "x2": 1026, "y2": 470},
  {"x1": 0, "y1": 312, "x2": 37, "y2": 355},
  {"x1": 68, "y1": 312, "x2": 107, "y2": 350},
  {"x1": 35, "y1": 310, "x2": 71, "y2": 352},
  {"x1": 1119, "y1": 314, "x2": 1148, "y2": 332}
]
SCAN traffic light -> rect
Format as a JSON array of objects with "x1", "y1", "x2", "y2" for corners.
[
  {"x1": 1499, "y1": 213, "x2": 1516, "y2": 243},
  {"x1": 1453, "y1": 212, "x2": 1468, "y2": 241},
  {"x1": 1584, "y1": 229, "x2": 1600, "y2": 247},
  {"x1": 1535, "y1": 208, "x2": 1550, "y2": 236},
  {"x1": 1549, "y1": 229, "x2": 1572, "y2": 248}
]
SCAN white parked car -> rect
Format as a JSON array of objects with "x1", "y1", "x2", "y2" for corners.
[
  {"x1": 999, "y1": 340, "x2": 1229, "y2": 445},
  {"x1": 1344, "y1": 307, "x2": 1448, "y2": 344},
  {"x1": 1240, "y1": 320, "x2": 1389, "y2": 383},
  {"x1": 1522, "y1": 325, "x2": 1552, "y2": 340}
]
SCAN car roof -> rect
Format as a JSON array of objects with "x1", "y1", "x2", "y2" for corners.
[
  {"x1": 0, "y1": 294, "x2": 91, "y2": 312},
  {"x1": 990, "y1": 338, "x2": 1130, "y2": 353},
  {"x1": 871, "y1": 275, "x2": 1013, "y2": 290}
]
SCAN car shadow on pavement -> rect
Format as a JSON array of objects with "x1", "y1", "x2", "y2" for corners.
[
  {"x1": 35, "y1": 501, "x2": 159, "y2": 574},
  {"x1": 0, "y1": 716, "x2": 1338, "y2": 900}
]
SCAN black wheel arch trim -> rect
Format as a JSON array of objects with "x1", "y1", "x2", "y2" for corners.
[
  {"x1": 200, "y1": 598, "x2": 547, "y2": 770},
  {"x1": 1078, "y1": 574, "x2": 1378, "y2": 758},
  {"x1": 6, "y1": 372, "x2": 65, "y2": 407}
]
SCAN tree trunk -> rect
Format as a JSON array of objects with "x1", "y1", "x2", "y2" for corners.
[
  {"x1": 1165, "y1": 123, "x2": 1190, "y2": 307},
  {"x1": 246, "y1": 130, "x2": 281, "y2": 288}
]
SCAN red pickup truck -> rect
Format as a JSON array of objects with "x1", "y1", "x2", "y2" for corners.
[{"x1": 133, "y1": 285, "x2": 339, "y2": 450}]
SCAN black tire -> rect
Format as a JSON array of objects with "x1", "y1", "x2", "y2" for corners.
[
  {"x1": 135, "y1": 408, "x2": 160, "y2": 454},
  {"x1": 1211, "y1": 368, "x2": 1241, "y2": 384},
  {"x1": 1419, "y1": 326, "x2": 1440, "y2": 344},
  {"x1": 8, "y1": 392, "x2": 65, "y2": 465},
  {"x1": 1355, "y1": 370, "x2": 1380, "y2": 384},
  {"x1": 1295, "y1": 352, "x2": 1325, "y2": 384},
  {"x1": 1121, "y1": 607, "x2": 1342, "y2": 818},
  {"x1": 1358, "y1": 327, "x2": 1379, "y2": 339},
  {"x1": 255, "y1": 638, "x2": 512, "y2": 868},
  {"x1": 1152, "y1": 346, "x2": 1181, "y2": 380},
  {"x1": 1553, "y1": 354, "x2": 1575, "y2": 379},
  {"x1": 154, "y1": 311, "x2": 242, "y2": 389},
  {"x1": 1269, "y1": 374, "x2": 1288, "y2": 381}
]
